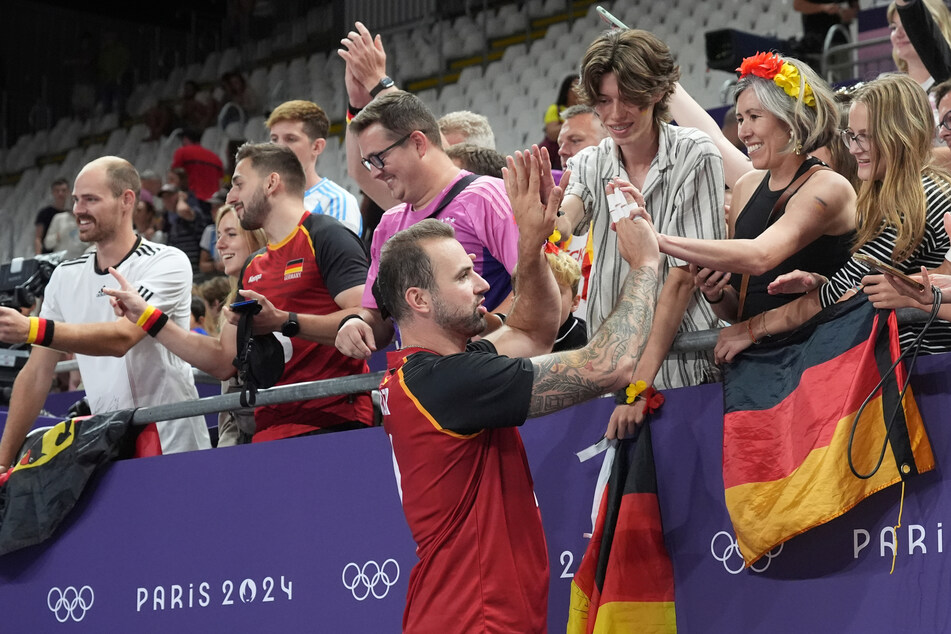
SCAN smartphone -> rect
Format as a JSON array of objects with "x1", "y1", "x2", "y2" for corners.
[
  {"x1": 596, "y1": 6, "x2": 628, "y2": 30},
  {"x1": 853, "y1": 253, "x2": 926, "y2": 291},
  {"x1": 229, "y1": 299, "x2": 260, "y2": 313}
]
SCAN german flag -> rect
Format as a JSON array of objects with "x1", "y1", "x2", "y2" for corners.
[
  {"x1": 0, "y1": 409, "x2": 135, "y2": 556},
  {"x1": 722, "y1": 294, "x2": 934, "y2": 567},
  {"x1": 283, "y1": 258, "x2": 304, "y2": 280},
  {"x1": 567, "y1": 422, "x2": 677, "y2": 633}
]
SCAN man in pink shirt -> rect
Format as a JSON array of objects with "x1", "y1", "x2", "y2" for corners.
[{"x1": 336, "y1": 91, "x2": 520, "y2": 359}]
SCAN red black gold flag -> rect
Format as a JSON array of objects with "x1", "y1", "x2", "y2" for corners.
[
  {"x1": 722, "y1": 295, "x2": 933, "y2": 567},
  {"x1": 0, "y1": 409, "x2": 135, "y2": 556},
  {"x1": 567, "y1": 422, "x2": 677, "y2": 633}
]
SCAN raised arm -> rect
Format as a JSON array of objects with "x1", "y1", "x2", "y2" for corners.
[
  {"x1": 669, "y1": 83, "x2": 752, "y2": 188},
  {"x1": 484, "y1": 149, "x2": 563, "y2": 357},
  {"x1": 527, "y1": 214, "x2": 660, "y2": 417},
  {"x1": 656, "y1": 169, "x2": 856, "y2": 275},
  {"x1": 339, "y1": 21, "x2": 401, "y2": 210}
]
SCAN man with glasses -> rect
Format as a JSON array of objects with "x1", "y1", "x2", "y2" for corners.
[
  {"x1": 934, "y1": 79, "x2": 951, "y2": 151},
  {"x1": 337, "y1": 90, "x2": 522, "y2": 360}
]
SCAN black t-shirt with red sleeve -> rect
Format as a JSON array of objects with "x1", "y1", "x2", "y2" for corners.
[
  {"x1": 380, "y1": 339, "x2": 548, "y2": 633},
  {"x1": 240, "y1": 212, "x2": 373, "y2": 441}
]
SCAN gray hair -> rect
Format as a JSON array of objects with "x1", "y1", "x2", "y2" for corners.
[{"x1": 733, "y1": 56, "x2": 837, "y2": 154}]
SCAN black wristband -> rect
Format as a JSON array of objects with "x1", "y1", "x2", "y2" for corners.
[
  {"x1": 147, "y1": 312, "x2": 169, "y2": 337},
  {"x1": 39, "y1": 318, "x2": 55, "y2": 346},
  {"x1": 337, "y1": 313, "x2": 365, "y2": 332},
  {"x1": 346, "y1": 103, "x2": 363, "y2": 123}
]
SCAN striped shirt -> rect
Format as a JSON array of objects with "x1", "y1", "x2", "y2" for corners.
[
  {"x1": 305, "y1": 177, "x2": 362, "y2": 236},
  {"x1": 820, "y1": 172, "x2": 951, "y2": 354},
  {"x1": 565, "y1": 123, "x2": 726, "y2": 389}
]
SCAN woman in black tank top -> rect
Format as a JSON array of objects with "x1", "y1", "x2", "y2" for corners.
[{"x1": 647, "y1": 53, "x2": 856, "y2": 324}]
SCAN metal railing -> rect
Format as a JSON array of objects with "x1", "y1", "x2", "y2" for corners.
[{"x1": 37, "y1": 307, "x2": 932, "y2": 426}]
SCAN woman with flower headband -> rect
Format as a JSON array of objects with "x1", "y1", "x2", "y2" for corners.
[
  {"x1": 716, "y1": 72, "x2": 951, "y2": 362},
  {"x1": 647, "y1": 51, "x2": 856, "y2": 323}
]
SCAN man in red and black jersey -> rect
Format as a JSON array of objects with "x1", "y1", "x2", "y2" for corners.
[
  {"x1": 105, "y1": 143, "x2": 373, "y2": 442},
  {"x1": 376, "y1": 151, "x2": 661, "y2": 632},
  {"x1": 227, "y1": 143, "x2": 373, "y2": 440}
]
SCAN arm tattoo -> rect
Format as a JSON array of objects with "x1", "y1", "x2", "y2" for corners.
[{"x1": 527, "y1": 265, "x2": 658, "y2": 417}]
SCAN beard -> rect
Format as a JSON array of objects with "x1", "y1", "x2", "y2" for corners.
[
  {"x1": 239, "y1": 187, "x2": 269, "y2": 230},
  {"x1": 433, "y1": 293, "x2": 486, "y2": 339}
]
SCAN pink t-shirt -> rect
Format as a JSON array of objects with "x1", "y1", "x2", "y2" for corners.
[{"x1": 363, "y1": 171, "x2": 519, "y2": 311}]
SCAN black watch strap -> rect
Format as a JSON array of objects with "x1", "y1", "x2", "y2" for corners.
[
  {"x1": 370, "y1": 76, "x2": 394, "y2": 98},
  {"x1": 281, "y1": 312, "x2": 300, "y2": 337}
]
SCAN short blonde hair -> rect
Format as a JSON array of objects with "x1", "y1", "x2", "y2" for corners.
[{"x1": 511, "y1": 250, "x2": 582, "y2": 296}]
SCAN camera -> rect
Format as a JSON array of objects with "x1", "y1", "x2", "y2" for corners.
[
  {"x1": 0, "y1": 251, "x2": 64, "y2": 310},
  {"x1": 0, "y1": 251, "x2": 64, "y2": 404}
]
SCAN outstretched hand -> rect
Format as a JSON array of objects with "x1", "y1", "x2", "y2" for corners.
[
  {"x1": 502, "y1": 146, "x2": 565, "y2": 248},
  {"x1": 338, "y1": 21, "x2": 388, "y2": 108},
  {"x1": 767, "y1": 269, "x2": 825, "y2": 295},
  {"x1": 102, "y1": 267, "x2": 148, "y2": 323}
]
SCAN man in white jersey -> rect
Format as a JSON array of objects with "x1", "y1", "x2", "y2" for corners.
[
  {"x1": 0, "y1": 156, "x2": 210, "y2": 472},
  {"x1": 266, "y1": 99, "x2": 363, "y2": 236}
]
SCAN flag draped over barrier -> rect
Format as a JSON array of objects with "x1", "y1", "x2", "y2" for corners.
[
  {"x1": 567, "y1": 422, "x2": 677, "y2": 633},
  {"x1": 0, "y1": 409, "x2": 135, "y2": 556},
  {"x1": 722, "y1": 295, "x2": 934, "y2": 567}
]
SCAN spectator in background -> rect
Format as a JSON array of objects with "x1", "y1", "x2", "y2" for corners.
[
  {"x1": 888, "y1": 0, "x2": 951, "y2": 92},
  {"x1": 509, "y1": 249, "x2": 589, "y2": 352},
  {"x1": 34, "y1": 178, "x2": 70, "y2": 254},
  {"x1": 794, "y1": 0, "x2": 858, "y2": 78},
  {"x1": 190, "y1": 296, "x2": 209, "y2": 335},
  {"x1": 138, "y1": 169, "x2": 162, "y2": 206},
  {"x1": 43, "y1": 209, "x2": 87, "y2": 260},
  {"x1": 171, "y1": 128, "x2": 225, "y2": 206},
  {"x1": 133, "y1": 198, "x2": 166, "y2": 244},
  {"x1": 177, "y1": 80, "x2": 215, "y2": 130},
  {"x1": 197, "y1": 274, "x2": 232, "y2": 338},
  {"x1": 159, "y1": 177, "x2": 210, "y2": 277},
  {"x1": 266, "y1": 99, "x2": 363, "y2": 235},
  {"x1": 0, "y1": 156, "x2": 210, "y2": 473},
  {"x1": 542, "y1": 74, "x2": 580, "y2": 171},
  {"x1": 219, "y1": 70, "x2": 263, "y2": 119},
  {"x1": 199, "y1": 189, "x2": 230, "y2": 275},
  {"x1": 556, "y1": 104, "x2": 608, "y2": 319},
  {"x1": 556, "y1": 104, "x2": 608, "y2": 166},
  {"x1": 445, "y1": 143, "x2": 506, "y2": 178},
  {"x1": 437, "y1": 111, "x2": 496, "y2": 149}
]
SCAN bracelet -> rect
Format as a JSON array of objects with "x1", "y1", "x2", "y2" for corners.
[
  {"x1": 760, "y1": 312, "x2": 772, "y2": 338},
  {"x1": 747, "y1": 319, "x2": 759, "y2": 344},
  {"x1": 346, "y1": 103, "x2": 363, "y2": 124},
  {"x1": 136, "y1": 305, "x2": 169, "y2": 337},
  {"x1": 338, "y1": 313, "x2": 365, "y2": 332},
  {"x1": 26, "y1": 316, "x2": 55, "y2": 346},
  {"x1": 706, "y1": 289, "x2": 725, "y2": 304}
]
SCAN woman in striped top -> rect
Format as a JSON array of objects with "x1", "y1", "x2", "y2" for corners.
[{"x1": 716, "y1": 73, "x2": 951, "y2": 361}]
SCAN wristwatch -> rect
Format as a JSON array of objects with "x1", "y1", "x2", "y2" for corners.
[
  {"x1": 369, "y1": 76, "x2": 395, "y2": 98},
  {"x1": 280, "y1": 312, "x2": 300, "y2": 337}
]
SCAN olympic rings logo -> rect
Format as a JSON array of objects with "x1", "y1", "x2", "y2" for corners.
[
  {"x1": 47, "y1": 585, "x2": 95, "y2": 622},
  {"x1": 342, "y1": 559, "x2": 400, "y2": 600},
  {"x1": 710, "y1": 531, "x2": 783, "y2": 574}
]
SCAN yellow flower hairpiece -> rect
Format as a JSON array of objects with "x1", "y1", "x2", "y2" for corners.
[{"x1": 737, "y1": 52, "x2": 816, "y2": 108}]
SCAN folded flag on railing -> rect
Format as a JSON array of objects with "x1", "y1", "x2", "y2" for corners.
[
  {"x1": 567, "y1": 422, "x2": 677, "y2": 633},
  {"x1": 0, "y1": 409, "x2": 136, "y2": 556},
  {"x1": 722, "y1": 294, "x2": 934, "y2": 567}
]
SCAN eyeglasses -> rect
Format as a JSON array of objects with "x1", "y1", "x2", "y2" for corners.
[
  {"x1": 361, "y1": 133, "x2": 412, "y2": 171},
  {"x1": 839, "y1": 128, "x2": 870, "y2": 152},
  {"x1": 940, "y1": 111, "x2": 951, "y2": 132}
]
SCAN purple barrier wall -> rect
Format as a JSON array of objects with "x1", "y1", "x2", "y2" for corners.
[{"x1": 2, "y1": 353, "x2": 951, "y2": 631}]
